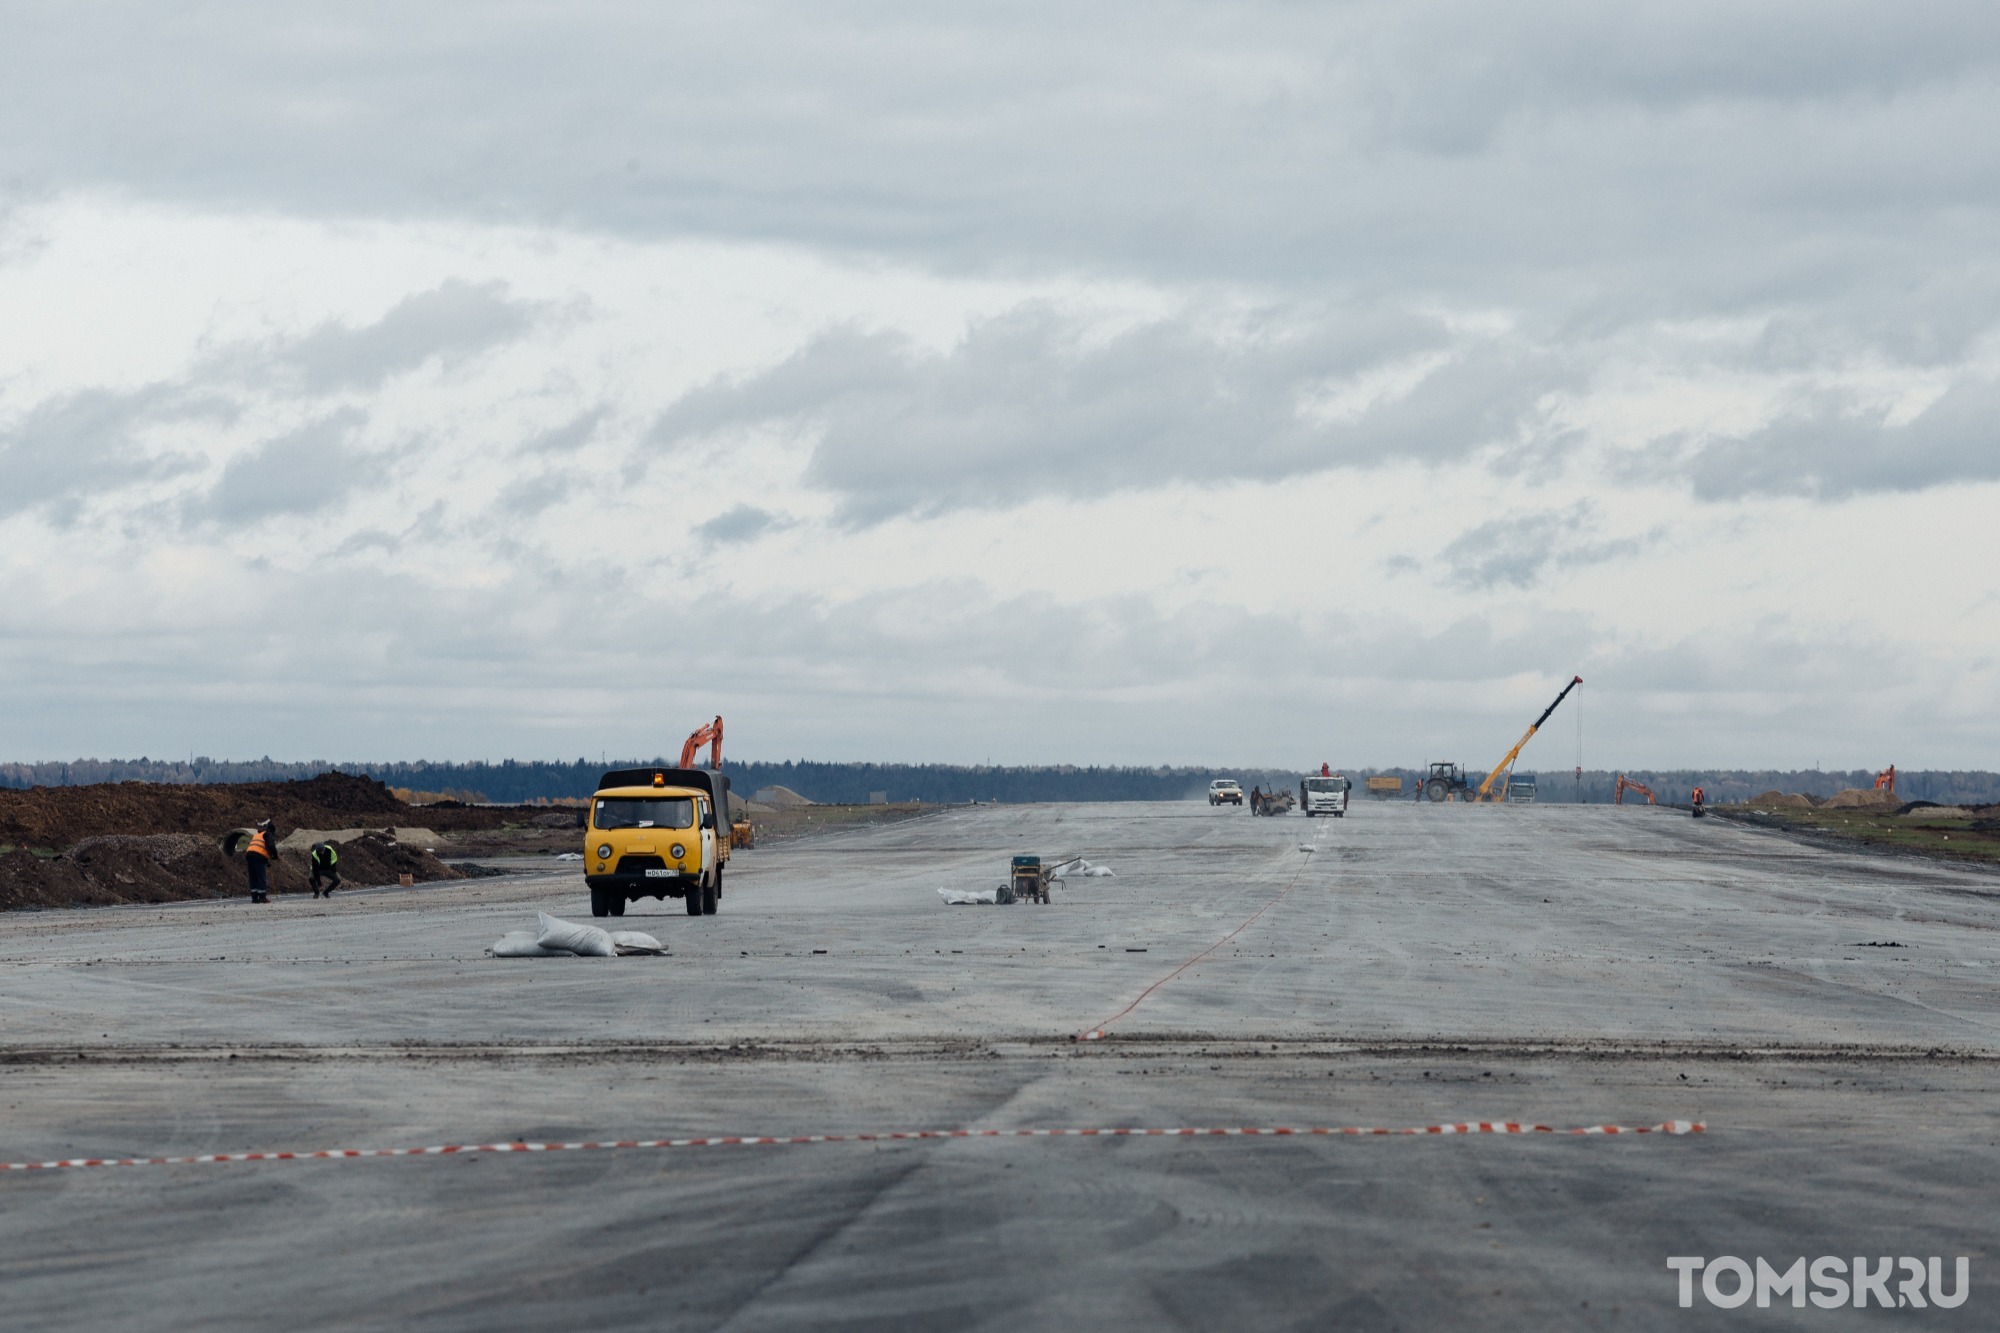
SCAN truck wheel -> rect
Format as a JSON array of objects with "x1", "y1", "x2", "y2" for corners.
[
  {"x1": 608, "y1": 894, "x2": 625, "y2": 917},
  {"x1": 701, "y1": 876, "x2": 719, "y2": 915},
  {"x1": 589, "y1": 885, "x2": 609, "y2": 918},
  {"x1": 685, "y1": 888, "x2": 702, "y2": 917}
]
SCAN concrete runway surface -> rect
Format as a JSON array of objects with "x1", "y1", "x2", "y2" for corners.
[{"x1": 3, "y1": 802, "x2": 1997, "y2": 1329}]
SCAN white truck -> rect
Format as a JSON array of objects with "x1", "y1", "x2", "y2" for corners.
[{"x1": 1299, "y1": 773, "x2": 1351, "y2": 817}]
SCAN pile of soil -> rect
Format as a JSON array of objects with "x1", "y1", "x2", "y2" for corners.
[
  {"x1": 1747, "y1": 791, "x2": 1817, "y2": 809},
  {"x1": 0, "y1": 772, "x2": 407, "y2": 847},
  {"x1": 0, "y1": 829, "x2": 462, "y2": 911},
  {"x1": 1821, "y1": 787, "x2": 1902, "y2": 809},
  {"x1": 0, "y1": 771, "x2": 559, "y2": 844},
  {"x1": 0, "y1": 772, "x2": 533, "y2": 911}
]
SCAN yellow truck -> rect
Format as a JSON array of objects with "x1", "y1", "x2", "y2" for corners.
[{"x1": 584, "y1": 766, "x2": 733, "y2": 918}]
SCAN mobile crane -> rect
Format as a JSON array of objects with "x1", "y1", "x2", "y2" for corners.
[{"x1": 1471, "y1": 675, "x2": 1583, "y2": 802}]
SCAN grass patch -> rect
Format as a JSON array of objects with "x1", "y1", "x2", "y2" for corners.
[{"x1": 1724, "y1": 807, "x2": 2000, "y2": 865}]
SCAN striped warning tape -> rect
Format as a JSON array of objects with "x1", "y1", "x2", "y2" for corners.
[{"x1": 0, "y1": 1120, "x2": 1703, "y2": 1173}]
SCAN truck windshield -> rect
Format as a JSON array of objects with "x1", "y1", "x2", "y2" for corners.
[
  {"x1": 1305, "y1": 778, "x2": 1350, "y2": 792},
  {"x1": 593, "y1": 797, "x2": 695, "y2": 830}
]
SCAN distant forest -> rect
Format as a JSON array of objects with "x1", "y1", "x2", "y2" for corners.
[{"x1": 2, "y1": 757, "x2": 1996, "y2": 807}]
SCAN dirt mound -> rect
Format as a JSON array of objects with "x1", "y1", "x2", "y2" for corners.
[
  {"x1": 0, "y1": 771, "x2": 406, "y2": 848},
  {"x1": 1747, "y1": 791, "x2": 1816, "y2": 809},
  {"x1": 0, "y1": 829, "x2": 461, "y2": 911},
  {"x1": 1822, "y1": 787, "x2": 1900, "y2": 809},
  {"x1": 753, "y1": 785, "x2": 815, "y2": 808}
]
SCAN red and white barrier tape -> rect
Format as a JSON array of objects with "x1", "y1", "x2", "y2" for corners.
[{"x1": 0, "y1": 1120, "x2": 1703, "y2": 1173}]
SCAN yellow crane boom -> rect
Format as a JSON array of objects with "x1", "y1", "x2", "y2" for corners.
[{"x1": 1476, "y1": 675, "x2": 1583, "y2": 802}]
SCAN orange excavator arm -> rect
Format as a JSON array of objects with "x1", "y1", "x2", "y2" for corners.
[
  {"x1": 1874, "y1": 765, "x2": 1896, "y2": 794},
  {"x1": 1614, "y1": 774, "x2": 1656, "y2": 805},
  {"x1": 679, "y1": 715, "x2": 724, "y2": 770}
]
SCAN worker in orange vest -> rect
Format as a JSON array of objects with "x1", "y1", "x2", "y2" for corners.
[
  {"x1": 1320, "y1": 762, "x2": 1331, "y2": 777},
  {"x1": 1690, "y1": 786, "x2": 1707, "y2": 819},
  {"x1": 242, "y1": 820, "x2": 277, "y2": 903}
]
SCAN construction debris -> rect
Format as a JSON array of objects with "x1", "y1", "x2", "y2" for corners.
[
  {"x1": 488, "y1": 914, "x2": 669, "y2": 957},
  {"x1": 939, "y1": 887, "x2": 1002, "y2": 905}
]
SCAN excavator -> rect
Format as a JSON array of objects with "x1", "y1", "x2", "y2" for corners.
[
  {"x1": 1469, "y1": 675, "x2": 1583, "y2": 803},
  {"x1": 1874, "y1": 765, "x2": 1896, "y2": 796},
  {"x1": 680, "y1": 715, "x2": 724, "y2": 770},
  {"x1": 678, "y1": 715, "x2": 754, "y2": 849},
  {"x1": 1614, "y1": 774, "x2": 1657, "y2": 805}
]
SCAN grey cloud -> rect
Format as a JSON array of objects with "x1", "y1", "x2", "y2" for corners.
[
  {"x1": 251, "y1": 279, "x2": 543, "y2": 393},
  {"x1": 0, "y1": 385, "x2": 214, "y2": 519},
  {"x1": 517, "y1": 410, "x2": 607, "y2": 456},
  {"x1": 696, "y1": 504, "x2": 787, "y2": 545},
  {"x1": 190, "y1": 410, "x2": 380, "y2": 521},
  {"x1": 2, "y1": 6, "x2": 1995, "y2": 507},
  {"x1": 1679, "y1": 377, "x2": 2000, "y2": 500},
  {"x1": 652, "y1": 307, "x2": 1562, "y2": 521},
  {"x1": 1440, "y1": 503, "x2": 1647, "y2": 589}
]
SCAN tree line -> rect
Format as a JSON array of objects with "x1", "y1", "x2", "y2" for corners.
[{"x1": 3, "y1": 756, "x2": 1997, "y2": 807}]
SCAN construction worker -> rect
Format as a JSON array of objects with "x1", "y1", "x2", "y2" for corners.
[
  {"x1": 1690, "y1": 786, "x2": 1707, "y2": 819},
  {"x1": 242, "y1": 820, "x2": 277, "y2": 903},
  {"x1": 308, "y1": 840, "x2": 342, "y2": 897},
  {"x1": 1320, "y1": 762, "x2": 1331, "y2": 777}
]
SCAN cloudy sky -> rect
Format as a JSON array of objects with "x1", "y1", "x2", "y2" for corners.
[{"x1": 3, "y1": 3, "x2": 1997, "y2": 769}]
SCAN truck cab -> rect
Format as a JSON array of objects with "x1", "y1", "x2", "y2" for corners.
[
  {"x1": 584, "y1": 767, "x2": 732, "y2": 918},
  {"x1": 1300, "y1": 773, "x2": 1351, "y2": 816}
]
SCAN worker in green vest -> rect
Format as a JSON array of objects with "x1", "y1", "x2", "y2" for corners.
[{"x1": 308, "y1": 840, "x2": 342, "y2": 897}]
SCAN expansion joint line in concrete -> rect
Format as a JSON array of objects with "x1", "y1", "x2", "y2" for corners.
[
  {"x1": 0, "y1": 1121, "x2": 1707, "y2": 1173},
  {"x1": 1075, "y1": 840, "x2": 1320, "y2": 1042}
]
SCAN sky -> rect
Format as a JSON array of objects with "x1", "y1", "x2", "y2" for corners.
[{"x1": 2, "y1": 2, "x2": 1998, "y2": 770}]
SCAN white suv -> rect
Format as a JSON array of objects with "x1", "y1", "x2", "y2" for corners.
[{"x1": 1209, "y1": 779, "x2": 1244, "y2": 806}]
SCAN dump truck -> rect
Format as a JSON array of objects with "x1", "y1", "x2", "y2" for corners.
[
  {"x1": 584, "y1": 766, "x2": 733, "y2": 918},
  {"x1": 1365, "y1": 775, "x2": 1404, "y2": 799}
]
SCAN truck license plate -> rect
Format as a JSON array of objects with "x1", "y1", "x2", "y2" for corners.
[{"x1": 644, "y1": 869, "x2": 671, "y2": 878}]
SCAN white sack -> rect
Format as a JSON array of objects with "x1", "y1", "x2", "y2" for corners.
[
  {"x1": 489, "y1": 930, "x2": 561, "y2": 958},
  {"x1": 554, "y1": 851, "x2": 583, "y2": 861},
  {"x1": 535, "y1": 911, "x2": 616, "y2": 957},
  {"x1": 938, "y1": 887, "x2": 1000, "y2": 905},
  {"x1": 610, "y1": 930, "x2": 667, "y2": 955}
]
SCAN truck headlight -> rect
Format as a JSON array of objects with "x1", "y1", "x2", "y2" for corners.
[
  {"x1": 671, "y1": 843, "x2": 686, "y2": 859},
  {"x1": 597, "y1": 844, "x2": 612, "y2": 859}
]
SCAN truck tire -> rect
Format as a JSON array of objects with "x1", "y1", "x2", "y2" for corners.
[
  {"x1": 701, "y1": 875, "x2": 719, "y2": 915},
  {"x1": 685, "y1": 887, "x2": 703, "y2": 916},
  {"x1": 590, "y1": 885, "x2": 610, "y2": 918},
  {"x1": 608, "y1": 894, "x2": 625, "y2": 917}
]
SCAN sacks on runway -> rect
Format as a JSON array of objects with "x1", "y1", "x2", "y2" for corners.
[
  {"x1": 489, "y1": 922, "x2": 665, "y2": 956},
  {"x1": 534, "y1": 911, "x2": 617, "y2": 957},
  {"x1": 938, "y1": 887, "x2": 1001, "y2": 905},
  {"x1": 489, "y1": 929, "x2": 561, "y2": 957}
]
